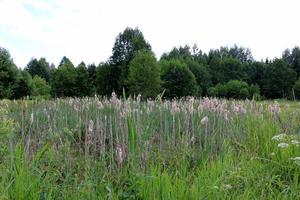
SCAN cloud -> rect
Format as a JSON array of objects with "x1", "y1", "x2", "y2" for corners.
[{"x1": 0, "y1": 0, "x2": 300, "y2": 67}]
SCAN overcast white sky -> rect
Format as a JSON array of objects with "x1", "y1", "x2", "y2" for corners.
[{"x1": 0, "y1": 0, "x2": 300, "y2": 68}]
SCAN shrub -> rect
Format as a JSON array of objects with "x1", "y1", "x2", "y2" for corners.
[
  {"x1": 161, "y1": 59, "x2": 198, "y2": 98},
  {"x1": 32, "y1": 75, "x2": 51, "y2": 98},
  {"x1": 127, "y1": 50, "x2": 161, "y2": 98},
  {"x1": 208, "y1": 80, "x2": 260, "y2": 99}
]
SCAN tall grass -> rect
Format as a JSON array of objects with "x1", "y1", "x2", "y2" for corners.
[{"x1": 0, "y1": 97, "x2": 300, "y2": 199}]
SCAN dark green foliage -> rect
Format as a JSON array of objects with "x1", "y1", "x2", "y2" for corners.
[
  {"x1": 161, "y1": 59, "x2": 198, "y2": 98},
  {"x1": 75, "y1": 62, "x2": 91, "y2": 97},
  {"x1": 87, "y1": 64, "x2": 97, "y2": 94},
  {"x1": 210, "y1": 57, "x2": 244, "y2": 84},
  {"x1": 11, "y1": 70, "x2": 33, "y2": 99},
  {"x1": 283, "y1": 47, "x2": 300, "y2": 76},
  {"x1": 226, "y1": 80, "x2": 250, "y2": 99},
  {"x1": 127, "y1": 50, "x2": 161, "y2": 98},
  {"x1": 110, "y1": 27, "x2": 152, "y2": 93},
  {"x1": 110, "y1": 27, "x2": 151, "y2": 66},
  {"x1": 293, "y1": 79, "x2": 300, "y2": 99},
  {"x1": 208, "y1": 45, "x2": 253, "y2": 63},
  {"x1": 160, "y1": 45, "x2": 192, "y2": 61},
  {"x1": 96, "y1": 63, "x2": 120, "y2": 96},
  {"x1": 208, "y1": 80, "x2": 259, "y2": 99},
  {"x1": 207, "y1": 83, "x2": 227, "y2": 98},
  {"x1": 0, "y1": 47, "x2": 19, "y2": 99},
  {"x1": 261, "y1": 59, "x2": 297, "y2": 98},
  {"x1": 51, "y1": 57, "x2": 77, "y2": 97},
  {"x1": 186, "y1": 59, "x2": 211, "y2": 96},
  {"x1": 160, "y1": 46, "x2": 211, "y2": 96},
  {"x1": 25, "y1": 58, "x2": 51, "y2": 81}
]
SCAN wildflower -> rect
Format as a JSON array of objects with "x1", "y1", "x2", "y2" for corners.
[
  {"x1": 291, "y1": 140, "x2": 299, "y2": 147},
  {"x1": 137, "y1": 94, "x2": 142, "y2": 104},
  {"x1": 88, "y1": 120, "x2": 94, "y2": 134},
  {"x1": 270, "y1": 152, "x2": 275, "y2": 156},
  {"x1": 197, "y1": 104, "x2": 204, "y2": 112},
  {"x1": 116, "y1": 143, "x2": 125, "y2": 167},
  {"x1": 190, "y1": 135, "x2": 196, "y2": 145},
  {"x1": 96, "y1": 99, "x2": 103, "y2": 110},
  {"x1": 290, "y1": 157, "x2": 300, "y2": 165},
  {"x1": 30, "y1": 112, "x2": 34, "y2": 127},
  {"x1": 290, "y1": 157, "x2": 300, "y2": 161},
  {"x1": 188, "y1": 97, "x2": 194, "y2": 113},
  {"x1": 112, "y1": 92, "x2": 117, "y2": 99},
  {"x1": 285, "y1": 103, "x2": 289, "y2": 111},
  {"x1": 278, "y1": 143, "x2": 289, "y2": 148},
  {"x1": 273, "y1": 101, "x2": 280, "y2": 116},
  {"x1": 271, "y1": 134, "x2": 287, "y2": 141},
  {"x1": 224, "y1": 112, "x2": 229, "y2": 121},
  {"x1": 223, "y1": 184, "x2": 233, "y2": 190},
  {"x1": 201, "y1": 116, "x2": 208, "y2": 126},
  {"x1": 171, "y1": 101, "x2": 180, "y2": 114}
]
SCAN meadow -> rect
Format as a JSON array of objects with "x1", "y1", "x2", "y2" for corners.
[{"x1": 1, "y1": 94, "x2": 300, "y2": 199}]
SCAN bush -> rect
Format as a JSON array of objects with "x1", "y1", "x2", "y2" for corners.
[
  {"x1": 31, "y1": 75, "x2": 51, "y2": 98},
  {"x1": 161, "y1": 59, "x2": 198, "y2": 98},
  {"x1": 127, "y1": 50, "x2": 161, "y2": 98},
  {"x1": 208, "y1": 80, "x2": 260, "y2": 99}
]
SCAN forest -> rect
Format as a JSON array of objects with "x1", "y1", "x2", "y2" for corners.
[{"x1": 1, "y1": 27, "x2": 300, "y2": 100}]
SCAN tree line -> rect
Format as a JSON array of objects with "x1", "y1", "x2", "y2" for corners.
[{"x1": 1, "y1": 27, "x2": 300, "y2": 100}]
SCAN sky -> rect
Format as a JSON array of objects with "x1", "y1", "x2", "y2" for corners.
[{"x1": 0, "y1": 0, "x2": 300, "y2": 68}]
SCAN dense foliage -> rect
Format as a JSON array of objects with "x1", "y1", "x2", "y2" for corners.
[{"x1": 1, "y1": 27, "x2": 300, "y2": 99}]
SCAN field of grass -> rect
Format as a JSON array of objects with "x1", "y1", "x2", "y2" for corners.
[{"x1": 1, "y1": 95, "x2": 300, "y2": 199}]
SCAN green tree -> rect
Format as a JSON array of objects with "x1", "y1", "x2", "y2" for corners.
[
  {"x1": 51, "y1": 57, "x2": 76, "y2": 97},
  {"x1": 75, "y1": 62, "x2": 91, "y2": 97},
  {"x1": 127, "y1": 50, "x2": 161, "y2": 98},
  {"x1": 25, "y1": 58, "x2": 50, "y2": 81},
  {"x1": 226, "y1": 80, "x2": 249, "y2": 99},
  {"x1": 262, "y1": 59, "x2": 297, "y2": 98},
  {"x1": 95, "y1": 63, "x2": 119, "y2": 96},
  {"x1": 160, "y1": 45, "x2": 192, "y2": 61},
  {"x1": 161, "y1": 59, "x2": 198, "y2": 98},
  {"x1": 87, "y1": 64, "x2": 97, "y2": 94},
  {"x1": 282, "y1": 47, "x2": 300, "y2": 76},
  {"x1": 208, "y1": 83, "x2": 227, "y2": 98},
  {"x1": 208, "y1": 80, "x2": 259, "y2": 99},
  {"x1": 0, "y1": 47, "x2": 19, "y2": 99},
  {"x1": 31, "y1": 75, "x2": 51, "y2": 97},
  {"x1": 11, "y1": 70, "x2": 33, "y2": 99},
  {"x1": 293, "y1": 79, "x2": 300, "y2": 99},
  {"x1": 110, "y1": 27, "x2": 152, "y2": 93},
  {"x1": 186, "y1": 59, "x2": 211, "y2": 96}
]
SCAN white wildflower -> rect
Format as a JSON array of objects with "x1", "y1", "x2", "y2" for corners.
[
  {"x1": 272, "y1": 134, "x2": 287, "y2": 141},
  {"x1": 290, "y1": 157, "x2": 300, "y2": 165},
  {"x1": 290, "y1": 157, "x2": 300, "y2": 161},
  {"x1": 270, "y1": 152, "x2": 275, "y2": 156},
  {"x1": 30, "y1": 112, "x2": 34, "y2": 126},
  {"x1": 278, "y1": 143, "x2": 289, "y2": 148},
  {"x1": 291, "y1": 140, "x2": 299, "y2": 144},
  {"x1": 137, "y1": 94, "x2": 142, "y2": 104},
  {"x1": 201, "y1": 116, "x2": 208, "y2": 126},
  {"x1": 223, "y1": 184, "x2": 233, "y2": 190},
  {"x1": 88, "y1": 120, "x2": 94, "y2": 134}
]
